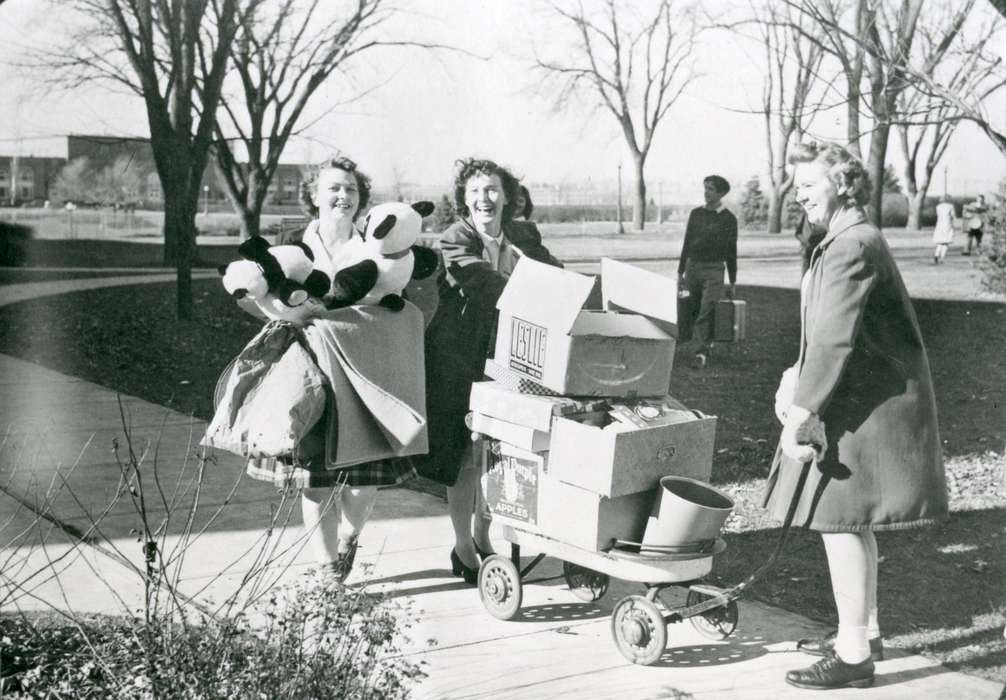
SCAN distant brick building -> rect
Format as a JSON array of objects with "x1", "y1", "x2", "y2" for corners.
[
  {"x1": 0, "y1": 155, "x2": 66, "y2": 204},
  {"x1": 0, "y1": 134, "x2": 308, "y2": 208}
]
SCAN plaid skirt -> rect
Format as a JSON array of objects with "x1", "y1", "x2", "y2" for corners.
[{"x1": 246, "y1": 455, "x2": 417, "y2": 490}]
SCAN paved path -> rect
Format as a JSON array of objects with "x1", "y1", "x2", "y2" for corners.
[{"x1": 0, "y1": 265, "x2": 1003, "y2": 698}]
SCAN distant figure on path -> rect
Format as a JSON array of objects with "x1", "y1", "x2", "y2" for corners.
[
  {"x1": 932, "y1": 195, "x2": 956, "y2": 265},
  {"x1": 962, "y1": 194, "x2": 988, "y2": 256},
  {"x1": 677, "y1": 174, "x2": 737, "y2": 369}
]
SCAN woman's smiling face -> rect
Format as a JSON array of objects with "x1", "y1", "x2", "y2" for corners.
[
  {"x1": 794, "y1": 160, "x2": 841, "y2": 228},
  {"x1": 464, "y1": 172, "x2": 507, "y2": 231},
  {"x1": 316, "y1": 167, "x2": 360, "y2": 223}
]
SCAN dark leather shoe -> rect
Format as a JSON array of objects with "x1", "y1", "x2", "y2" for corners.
[
  {"x1": 797, "y1": 630, "x2": 884, "y2": 661},
  {"x1": 786, "y1": 652, "x2": 875, "y2": 690},
  {"x1": 450, "y1": 548, "x2": 478, "y2": 585}
]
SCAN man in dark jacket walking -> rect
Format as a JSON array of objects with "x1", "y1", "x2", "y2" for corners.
[{"x1": 677, "y1": 175, "x2": 738, "y2": 368}]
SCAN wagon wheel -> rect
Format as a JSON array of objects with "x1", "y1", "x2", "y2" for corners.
[
  {"x1": 562, "y1": 561, "x2": 610, "y2": 602},
  {"x1": 611, "y1": 595, "x2": 667, "y2": 666},
  {"x1": 478, "y1": 555, "x2": 523, "y2": 620},
  {"x1": 685, "y1": 588, "x2": 739, "y2": 640}
]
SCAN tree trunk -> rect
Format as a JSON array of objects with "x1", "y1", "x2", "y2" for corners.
[
  {"x1": 238, "y1": 203, "x2": 262, "y2": 239},
  {"x1": 163, "y1": 187, "x2": 198, "y2": 320},
  {"x1": 632, "y1": 153, "x2": 646, "y2": 231},
  {"x1": 907, "y1": 192, "x2": 924, "y2": 230},
  {"x1": 866, "y1": 124, "x2": 890, "y2": 229},
  {"x1": 767, "y1": 185, "x2": 785, "y2": 234}
]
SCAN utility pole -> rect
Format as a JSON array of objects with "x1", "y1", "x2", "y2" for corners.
[
  {"x1": 943, "y1": 166, "x2": 948, "y2": 197},
  {"x1": 616, "y1": 163, "x2": 624, "y2": 235},
  {"x1": 657, "y1": 181, "x2": 663, "y2": 225}
]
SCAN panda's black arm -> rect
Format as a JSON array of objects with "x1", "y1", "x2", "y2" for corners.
[
  {"x1": 410, "y1": 245, "x2": 440, "y2": 280},
  {"x1": 326, "y1": 259, "x2": 378, "y2": 309}
]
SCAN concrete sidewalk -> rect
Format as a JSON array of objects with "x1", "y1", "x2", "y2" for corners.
[{"x1": 0, "y1": 353, "x2": 1002, "y2": 699}]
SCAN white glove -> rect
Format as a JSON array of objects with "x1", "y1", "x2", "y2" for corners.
[
  {"x1": 781, "y1": 405, "x2": 827, "y2": 463},
  {"x1": 774, "y1": 365, "x2": 799, "y2": 423}
]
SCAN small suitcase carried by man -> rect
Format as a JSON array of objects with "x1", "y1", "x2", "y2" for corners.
[
  {"x1": 676, "y1": 288, "x2": 696, "y2": 342},
  {"x1": 714, "y1": 298, "x2": 747, "y2": 342}
]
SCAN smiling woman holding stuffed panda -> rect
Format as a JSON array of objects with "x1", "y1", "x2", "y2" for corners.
[{"x1": 244, "y1": 155, "x2": 419, "y2": 583}]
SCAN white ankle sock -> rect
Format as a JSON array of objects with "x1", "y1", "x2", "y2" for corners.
[
  {"x1": 834, "y1": 625, "x2": 871, "y2": 664},
  {"x1": 867, "y1": 608, "x2": 880, "y2": 640}
]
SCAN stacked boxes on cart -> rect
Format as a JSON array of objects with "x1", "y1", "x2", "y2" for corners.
[{"x1": 472, "y1": 257, "x2": 718, "y2": 552}]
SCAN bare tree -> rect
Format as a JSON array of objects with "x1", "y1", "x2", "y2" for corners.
[
  {"x1": 787, "y1": 0, "x2": 975, "y2": 228},
  {"x1": 896, "y1": 7, "x2": 1003, "y2": 227},
  {"x1": 534, "y1": 0, "x2": 701, "y2": 231},
  {"x1": 37, "y1": 0, "x2": 259, "y2": 319},
  {"x1": 752, "y1": 2, "x2": 827, "y2": 233},
  {"x1": 212, "y1": 0, "x2": 395, "y2": 239}
]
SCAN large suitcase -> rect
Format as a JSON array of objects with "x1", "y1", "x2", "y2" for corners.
[{"x1": 713, "y1": 299, "x2": 747, "y2": 342}]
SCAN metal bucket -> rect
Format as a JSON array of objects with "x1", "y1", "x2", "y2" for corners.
[{"x1": 641, "y1": 476, "x2": 734, "y2": 548}]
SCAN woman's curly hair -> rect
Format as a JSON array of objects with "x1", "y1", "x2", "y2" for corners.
[
  {"x1": 299, "y1": 155, "x2": 372, "y2": 220},
  {"x1": 789, "y1": 141, "x2": 871, "y2": 208},
  {"x1": 452, "y1": 158, "x2": 520, "y2": 222}
]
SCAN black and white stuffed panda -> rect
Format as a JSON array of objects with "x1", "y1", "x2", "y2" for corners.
[
  {"x1": 327, "y1": 201, "x2": 439, "y2": 312},
  {"x1": 219, "y1": 236, "x2": 331, "y2": 323}
]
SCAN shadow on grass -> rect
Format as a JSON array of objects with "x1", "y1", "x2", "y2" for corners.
[
  {"x1": 18, "y1": 238, "x2": 241, "y2": 269},
  {"x1": 710, "y1": 507, "x2": 1005, "y2": 677}
]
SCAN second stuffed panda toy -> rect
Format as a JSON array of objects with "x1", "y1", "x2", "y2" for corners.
[{"x1": 328, "y1": 201, "x2": 439, "y2": 311}]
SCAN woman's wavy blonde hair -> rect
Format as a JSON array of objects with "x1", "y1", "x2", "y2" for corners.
[{"x1": 789, "y1": 141, "x2": 871, "y2": 208}]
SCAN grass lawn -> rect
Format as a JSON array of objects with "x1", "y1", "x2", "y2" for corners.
[
  {"x1": 0, "y1": 243, "x2": 1003, "y2": 682},
  {"x1": 10, "y1": 238, "x2": 242, "y2": 269}
]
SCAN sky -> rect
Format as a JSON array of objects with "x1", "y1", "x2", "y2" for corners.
[{"x1": 1, "y1": 0, "x2": 1004, "y2": 202}]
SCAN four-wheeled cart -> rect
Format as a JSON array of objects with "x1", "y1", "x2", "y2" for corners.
[{"x1": 478, "y1": 523, "x2": 740, "y2": 666}]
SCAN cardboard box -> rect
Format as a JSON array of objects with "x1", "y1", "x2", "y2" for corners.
[
  {"x1": 481, "y1": 441, "x2": 548, "y2": 530},
  {"x1": 494, "y1": 257, "x2": 677, "y2": 397},
  {"x1": 470, "y1": 412, "x2": 551, "y2": 452},
  {"x1": 549, "y1": 409, "x2": 717, "y2": 498},
  {"x1": 469, "y1": 380, "x2": 611, "y2": 433},
  {"x1": 479, "y1": 440, "x2": 656, "y2": 552},
  {"x1": 601, "y1": 258, "x2": 680, "y2": 338},
  {"x1": 542, "y1": 479, "x2": 655, "y2": 552}
]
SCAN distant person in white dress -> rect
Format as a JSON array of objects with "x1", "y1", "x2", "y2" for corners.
[
  {"x1": 932, "y1": 195, "x2": 956, "y2": 265},
  {"x1": 962, "y1": 194, "x2": 988, "y2": 256}
]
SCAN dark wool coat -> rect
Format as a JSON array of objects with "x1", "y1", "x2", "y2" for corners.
[
  {"x1": 416, "y1": 219, "x2": 561, "y2": 486},
  {"x1": 763, "y1": 208, "x2": 948, "y2": 531}
]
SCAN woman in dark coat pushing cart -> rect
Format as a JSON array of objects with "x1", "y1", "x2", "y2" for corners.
[
  {"x1": 418, "y1": 158, "x2": 562, "y2": 583},
  {"x1": 767, "y1": 141, "x2": 947, "y2": 690}
]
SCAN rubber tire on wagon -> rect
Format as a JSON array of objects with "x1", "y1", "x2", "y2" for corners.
[
  {"x1": 562, "y1": 561, "x2": 610, "y2": 602},
  {"x1": 611, "y1": 595, "x2": 667, "y2": 666},
  {"x1": 685, "y1": 588, "x2": 739, "y2": 640},
  {"x1": 478, "y1": 555, "x2": 523, "y2": 620}
]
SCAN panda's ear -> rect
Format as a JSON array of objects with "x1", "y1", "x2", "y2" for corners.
[
  {"x1": 217, "y1": 264, "x2": 229, "y2": 277},
  {"x1": 412, "y1": 201, "x2": 435, "y2": 218},
  {"x1": 373, "y1": 214, "x2": 397, "y2": 240},
  {"x1": 238, "y1": 235, "x2": 271, "y2": 262},
  {"x1": 293, "y1": 241, "x2": 314, "y2": 261},
  {"x1": 303, "y1": 269, "x2": 332, "y2": 298}
]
